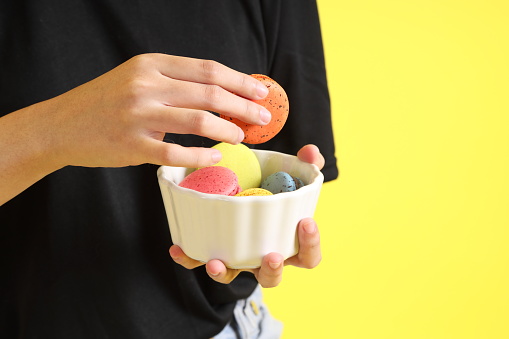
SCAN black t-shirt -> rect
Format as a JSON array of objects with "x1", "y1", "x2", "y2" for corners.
[{"x1": 0, "y1": 1, "x2": 338, "y2": 338}]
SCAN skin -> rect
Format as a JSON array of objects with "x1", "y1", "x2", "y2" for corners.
[
  {"x1": 0, "y1": 53, "x2": 324, "y2": 288},
  {"x1": 0, "y1": 54, "x2": 272, "y2": 205}
]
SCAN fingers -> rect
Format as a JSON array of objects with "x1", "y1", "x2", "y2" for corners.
[
  {"x1": 169, "y1": 245, "x2": 204, "y2": 269},
  {"x1": 142, "y1": 140, "x2": 222, "y2": 167},
  {"x1": 285, "y1": 218, "x2": 321, "y2": 269},
  {"x1": 170, "y1": 247, "x2": 244, "y2": 284},
  {"x1": 254, "y1": 253, "x2": 285, "y2": 288},
  {"x1": 205, "y1": 253, "x2": 285, "y2": 287},
  {"x1": 150, "y1": 54, "x2": 269, "y2": 100},
  {"x1": 205, "y1": 260, "x2": 242, "y2": 283},
  {"x1": 169, "y1": 246, "x2": 244, "y2": 285},
  {"x1": 169, "y1": 246, "x2": 285, "y2": 287},
  {"x1": 146, "y1": 106, "x2": 244, "y2": 145},
  {"x1": 297, "y1": 144, "x2": 325, "y2": 170},
  {"x1": 161, "y1": 79, "x2": 271, "y2": 125},
  {"x1": 138, "y1": 54, "x2": 270, "y2": 125}
]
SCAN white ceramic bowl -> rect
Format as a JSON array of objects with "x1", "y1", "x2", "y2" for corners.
[{"x1": 157, "y1": 149, "x2": 324, "y2": 269}]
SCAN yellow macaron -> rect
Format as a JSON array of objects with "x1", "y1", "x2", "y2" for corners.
[
  {"x1": 235, "y1": 188, "x2": 273, "y2": 197},
  {"x1": 210, "y1": 142, "x2": 262, "y2": 190}
]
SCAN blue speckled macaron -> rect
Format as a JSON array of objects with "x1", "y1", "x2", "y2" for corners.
[{"x1": 261, "y1": 171, "x2": 305, "y2": 194}]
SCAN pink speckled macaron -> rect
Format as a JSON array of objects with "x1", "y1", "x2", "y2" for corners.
[{"x1": 179, "y1": 166, "x2": 241, "y2": 196}]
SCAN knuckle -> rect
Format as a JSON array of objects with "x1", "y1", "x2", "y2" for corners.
[
  {"x1": 203, "y1": 85, "x2": 223, "y2": 109},
  {"x1": 238, "y1": 74, "x2": 248, "y2": 90},
  {"x1": 158, "y1": 144, "x2": 177, "y2": 165},
  {"x1": 128, "y1": 76, "x2": 150, "y2": 95},
  {"x1": 188, "y1": 111, "x2": 211, "y2": 135},
  {"x1": 122, "y1": 77, "x2": 150, "y2": 110},
  {"x1": 240, "y1": 74, "x2": 247, "y2": 87},
  {"x1": 129, "y1": 53, "x2": 156, "y2": 70},
  {"x1": 200, "y1": 59, "x2": 221, "y2": 82},
  {"x1": 159, "y1": 148, "x2": 173, "y2": 165}
]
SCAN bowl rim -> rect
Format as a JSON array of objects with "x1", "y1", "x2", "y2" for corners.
[{"x1": 157, "y1": 149, "x2": 324, "y2": 201}]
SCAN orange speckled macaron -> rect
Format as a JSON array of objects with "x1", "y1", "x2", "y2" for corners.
[
  {"x1": 235, "y1": 188, "x2": 273, "y2": 197},
  {"x1": 221, "y1": 74, "x2": 289, "y2": 144}
]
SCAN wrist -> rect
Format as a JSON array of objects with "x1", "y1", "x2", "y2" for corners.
[
  {"x1": 23, "y1": 98, "x2": 67, "y2": 172},
  {"x1": 0, "y1": 100, "x2": 65, "y2": 204}
]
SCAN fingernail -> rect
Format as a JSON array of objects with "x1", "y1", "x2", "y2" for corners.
[
  {"x1": 209, "y1": 270, "x2": 220, "y2": 277},
  {"x1": 211, "y1": 149, "x2": 222, "y2": 163},
  {"x1": 260, "y1": 108, "x2": 271, "y2": 124},
  {"x1": 256, "y1": 83, "x2": 269, "y2": 98},
  {"x1": 237, "y1": 128, "x2": 245, "y2": 144},
  {"x1": 303, "y1": 221, "x2": 316, "y2": 234},
  {"x1": 269, "y1": 261, "x2": 282, "y2": 270}
]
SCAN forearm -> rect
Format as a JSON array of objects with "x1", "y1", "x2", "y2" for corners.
[{"x1": 0, "y1": 100, "x2": 63, "y2": 205}]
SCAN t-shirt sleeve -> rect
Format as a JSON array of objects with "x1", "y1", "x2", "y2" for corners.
[{"x1": 258, "y1": 0, "x2": 339, "y2": 182}]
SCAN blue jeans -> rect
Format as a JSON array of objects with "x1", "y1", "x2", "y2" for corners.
[{"x1": 213, "y1": 285, "x2": 283, "y2": 339}]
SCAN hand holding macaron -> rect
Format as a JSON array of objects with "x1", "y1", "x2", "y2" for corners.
[
  {"x1": 220, "y1": 74, "x2": 289, "y2": 144},
  {"x1": 169, "y1": 144, "x2": 325, "y2": 288},
  {"x1": 27, "y1": 54, "x2": 275, "y2": 171}
]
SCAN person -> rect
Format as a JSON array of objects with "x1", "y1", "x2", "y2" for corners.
[{"x1": 0, "y1": 1, "x2": 338, "y2": 338}]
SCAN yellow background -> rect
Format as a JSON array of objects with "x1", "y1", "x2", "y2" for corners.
[{"x1": 264, "y1": 0, "x2": 509, "y2": 338}]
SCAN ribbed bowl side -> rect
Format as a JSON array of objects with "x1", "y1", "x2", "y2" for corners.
[{"x1": 157, "y1": 150, "x2": 324, "y2": 268}]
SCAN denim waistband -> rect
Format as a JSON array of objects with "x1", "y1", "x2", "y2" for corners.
[{"x1": 213, "y1": 285, "x2": 283, "y2": 339}]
